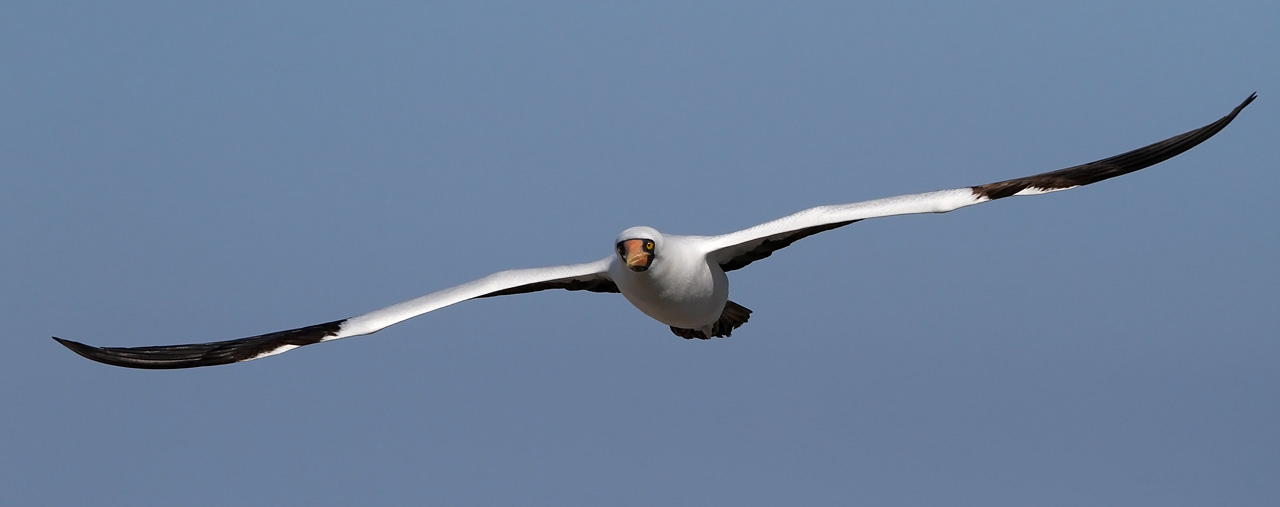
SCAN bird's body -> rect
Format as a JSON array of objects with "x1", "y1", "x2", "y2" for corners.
[
  {"x1": 54, "y1": 93, "x2": 1256, "y2": 369},
  {"x1": 609, "y1": 227, "x2": 731, "y2": 334}
]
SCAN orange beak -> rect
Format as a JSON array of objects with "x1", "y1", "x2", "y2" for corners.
[{"x1": 621, "y1": 239, "x2": 653, "y2": 271}]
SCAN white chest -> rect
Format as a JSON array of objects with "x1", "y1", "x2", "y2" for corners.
[{"x1": 610, "y1": 239, "x2": 729, "y2": 329}]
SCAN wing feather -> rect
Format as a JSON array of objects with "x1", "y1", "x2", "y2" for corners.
[
  {"x1": 709, "y1": 93, "x2": 1255, "y2": 271},
  {"x1": 54, "y1": 258, "x2": 615, "y2": 369}
]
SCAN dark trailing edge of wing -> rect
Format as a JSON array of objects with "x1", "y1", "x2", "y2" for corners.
[
  {"x1": 477, "y1": 277, "x2": 619, "y2": 298},
  {"x1": 972, "y1": 93, "x2": 1256, "y2": 200},
  {"x1": 721, "y1": 93, "x2": 1256, "y2": 273},
  {"x1": 52, "y1": 320, "x2": 345, "y2": 369},
  {"x1": 719, "y1": 220, "x2": 860, "y2": 272}
]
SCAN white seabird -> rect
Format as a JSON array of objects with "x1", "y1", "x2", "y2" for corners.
[{"x1": 55, "y1": 94, "x2": 1255, "y2": 369}]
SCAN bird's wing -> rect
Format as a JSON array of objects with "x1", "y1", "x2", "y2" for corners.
[
  {"x1": 54, "y1": 258, "x2": 617, "y2": 369},
  {"x1": 706, "y1": 93, "x2": 1255, "y2": 272}
]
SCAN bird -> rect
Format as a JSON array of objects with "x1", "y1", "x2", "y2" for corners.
[{"x1": 54, "y1": 93, "x2": 1255, "y2": 369}]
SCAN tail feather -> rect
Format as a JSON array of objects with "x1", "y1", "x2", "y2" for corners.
[{"x1": 669, "y1": 300, "x2": 753, "y2": 340}]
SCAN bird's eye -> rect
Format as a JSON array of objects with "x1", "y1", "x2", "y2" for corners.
[{"x1": 645, "y1": 241, "x2": 654, "y2": 250}]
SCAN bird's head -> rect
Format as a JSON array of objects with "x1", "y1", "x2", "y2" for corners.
[{"x1": 615, "y1": 226, "x2": 660, "y2": 272}]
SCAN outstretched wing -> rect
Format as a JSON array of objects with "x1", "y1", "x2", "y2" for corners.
[
  {"x1": 54, "y1": 258, "x2": 617, "y2": 369},
  {"x1": 708, "y1": 93, "x2": 1256, "y2": 272}
]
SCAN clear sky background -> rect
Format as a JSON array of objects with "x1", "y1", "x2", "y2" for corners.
[{"x1": 3, "y1": 2, "x2": 1277, "y2": 505}]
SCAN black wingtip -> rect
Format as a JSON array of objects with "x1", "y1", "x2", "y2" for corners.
[
  {"x1": 52, "y1": 337, "x2": 100, "y2": 362},
  {"x1": 1227, "y1": 92, "x2": 1257, "y2": 120},
  {"x1": 51, "y1": 319, "x2": 346, "y2": 370},
  {"x1": 52, "y1": 335, "x2": 239, "y2": 370},
  {"x1": 971, "y1": 92, "x2": 1257, "y2": 201},
  {"x1": 1241, "y1": 92, "x2": 1258, "y2": 109}
]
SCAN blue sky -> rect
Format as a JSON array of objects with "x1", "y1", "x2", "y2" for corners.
[{"x1": 3, "y1": 2, "x2": 1277, "y2": 505}]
